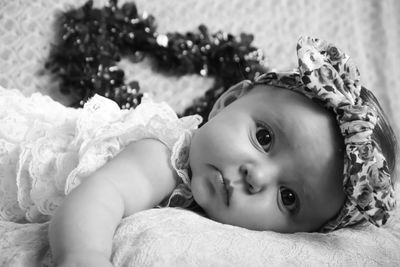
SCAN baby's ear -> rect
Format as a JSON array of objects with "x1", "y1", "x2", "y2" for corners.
[{"x1": 209, "y1": 80, "x2": 253, "y2": 119}]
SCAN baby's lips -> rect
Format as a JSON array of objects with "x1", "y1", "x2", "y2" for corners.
[{"x1": 222, "y1": 178, "x2": 234, "y2": 206}]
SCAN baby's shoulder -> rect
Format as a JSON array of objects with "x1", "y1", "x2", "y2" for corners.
[
  {"x1": 122, "y1": 138, "x2": 176, "y2": 178},
  {"x1": 106, "y1": 138, "x2": 178, "y2": 212}
]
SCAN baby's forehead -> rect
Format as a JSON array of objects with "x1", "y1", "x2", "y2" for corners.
[
  {"x1": 247, "y1": 83, "x2": 327, "y2": 111},
  {"x1": 249, "y1": 83, "x2": 306, "y2": 98}
]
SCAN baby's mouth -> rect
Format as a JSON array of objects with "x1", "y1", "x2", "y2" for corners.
[
  {"x1": 222, "y1": 178, "x2": 233, "y2": 206},
  {"x1": 208, "y1": 164, "x2": 233, "y2": 206},
  {"x1": 213, "y1": 167, "x2": 232, "y2": 206}
]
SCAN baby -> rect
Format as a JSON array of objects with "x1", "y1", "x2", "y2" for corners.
[{"x1": 0, "y1": 37, "x2": 397, "y2": 266}]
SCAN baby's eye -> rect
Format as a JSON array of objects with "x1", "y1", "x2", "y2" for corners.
[
  {"x1": 255, "y1": 123, "x2": 273, "y2": 152},
  {"x1": 280, "y1": 187, "x2": 298, "y2": 213}
]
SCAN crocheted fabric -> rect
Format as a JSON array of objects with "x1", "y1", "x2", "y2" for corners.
[{"x1": 1, "y1": 0, "x2": 399, "y2": 124}]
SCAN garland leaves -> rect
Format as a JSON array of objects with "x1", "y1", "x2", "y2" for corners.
[{"x1": 46, "y1": 0, "x2": 267, "y2": 121}]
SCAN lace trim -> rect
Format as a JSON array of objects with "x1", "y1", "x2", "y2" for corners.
[{"x1": 162, "y1": 115, "x2": 202, "y2": 208}]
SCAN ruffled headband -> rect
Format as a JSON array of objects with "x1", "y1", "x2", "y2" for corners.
[{"x1": 247, "y1": 36, "x2": 395, "y2": 231}]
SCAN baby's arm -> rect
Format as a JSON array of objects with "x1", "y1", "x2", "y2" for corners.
[{"x1": 49, "y1": 139, "x2": 177, "y2": 266}]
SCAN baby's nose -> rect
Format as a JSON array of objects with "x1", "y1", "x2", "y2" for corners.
[{"x1": 239, "y1": 162, "x2": 277, "y2": 194}]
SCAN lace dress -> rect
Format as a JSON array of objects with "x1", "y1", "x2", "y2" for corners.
[{"x1": 0, "y1": 87, "x2": 202, "y2": 223}]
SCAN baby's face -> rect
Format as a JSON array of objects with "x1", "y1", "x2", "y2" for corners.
[{"x1": 189, "y1": 84, "x2": 346, "y2": 232}]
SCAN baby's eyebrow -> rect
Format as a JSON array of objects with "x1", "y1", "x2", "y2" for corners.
[
  {"x1": 299, "y1": 179, "x2": 312, "y2": 203},
  {"x1": 269, "y1": 112, "x2": 299, "y2": 151},
  {"x1": 290, "y1": 173, "x2": 312, "y2": 214}
]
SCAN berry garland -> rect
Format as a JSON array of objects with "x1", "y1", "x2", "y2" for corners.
[{"x1": 46, "y1": 0, "x2": 267, "y2": 121}]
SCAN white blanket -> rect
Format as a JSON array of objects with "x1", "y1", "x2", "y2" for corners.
[
  {"x1": 1, "y1": 204, "x2": 400, "y2": 266},
  {"x1": 1, "y1": 0, "x2": 399, "y2": 266}
]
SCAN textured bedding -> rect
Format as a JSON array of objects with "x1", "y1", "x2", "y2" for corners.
[
  {"x1": 1, "y1": 206, "x2": 400, "y2": 266},
  {"x1": 0, "y1": 0, "x2": 400, "y2": 266}
]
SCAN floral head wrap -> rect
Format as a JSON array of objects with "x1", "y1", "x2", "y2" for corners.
[{"x1": 250, "y1": 36, "x2": 396, "y2": 232}]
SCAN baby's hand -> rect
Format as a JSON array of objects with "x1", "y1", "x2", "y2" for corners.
[{"x1": 56, "y1": 252, "x2": 113, "y2": 267}]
